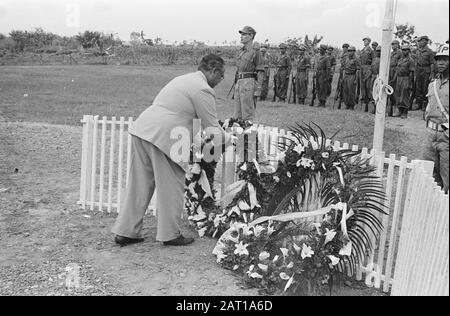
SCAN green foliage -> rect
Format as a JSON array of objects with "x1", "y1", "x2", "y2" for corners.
[
  {"x1": 395, "y1": 23, "x2": 417, "y2": 45},
  {"x1": 9, "y1": 28, "x2": 57, "y2": 52}
]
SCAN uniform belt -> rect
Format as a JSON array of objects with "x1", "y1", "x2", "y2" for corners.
[
  {"x1": 426, "y1": 120, "x2": 445, "y2": 132},
  {"x1": 237, "y1": 73, "x2": 256, "y2": 80}
]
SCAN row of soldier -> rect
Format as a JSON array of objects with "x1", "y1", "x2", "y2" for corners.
[{"x1": 251, "y1": 36, "x2": 439, "y2": 120}]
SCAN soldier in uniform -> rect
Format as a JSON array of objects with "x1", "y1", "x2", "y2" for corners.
[
  {"x1": 371, "y1": 41, "x2": 379, "y2": 60},
  {"x1": 259, "y1": 44, "x2": 271, "y2": 101},
  {"x1": 388, "y1": 39, "x2": 403, "y2": 116},
  {"x1": 341, "y1": 46, "x2": 360, "y2": 110},
  {"x1": 295, "y1": 45, "x2": 311, "y2": 104},
  {"x1": 313, "y1": 44, "x2": 331, "y2": 107},
  {"x1": 274, "y1": 43, "x2": 291, "y2": 102},
  {"x1": 423, "y1": 44, "x2": 449, "y2": 192},
  {"x1": 368, "y1": 45, "x2": 382, "y2": 114},
  {"x1": 414, "y1": 35, "x2": 436, "y2": 111},
  {"x1": 360, "y1": 37, "x2": 373, "y2": 112},
  {"x1": 234, "y1": 26, "x2": 265, "y2": 122},
  {"x1": 341, "y1": 43, "x2": 349, "y2": 65},
  {"x1": 394, "y1": 45, "x2": 415, "y2": 119},
  {"x1": 326, "y1": 46, "x2": 336, "y2": 98}
]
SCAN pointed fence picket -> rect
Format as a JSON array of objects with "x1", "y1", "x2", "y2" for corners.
[{"x1": 78, "y1": 115, "x2": 449, "y2": 296}]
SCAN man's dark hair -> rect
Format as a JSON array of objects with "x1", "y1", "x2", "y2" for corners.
[{"x1": 198, "y1": 54, "x2": 225, "y2": 72}]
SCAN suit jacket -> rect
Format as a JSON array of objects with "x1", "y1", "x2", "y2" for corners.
[{"x1": 129, "y1": 71, "x2": 230, "y2": 172}]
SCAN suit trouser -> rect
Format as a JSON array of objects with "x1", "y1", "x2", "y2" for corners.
[
  {"x1": 234, "y1": 78, "x2": 256, "y2": 121},
  {"x1": 111, "y1": 135, "x2": 185, "y2": 241},
  {"x1": 423, "y1": 129, "x2": 449, "y2": 193}
]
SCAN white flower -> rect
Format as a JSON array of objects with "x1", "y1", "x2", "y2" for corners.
[
  {"x1": 253, "y1": 225, "x2": 265, "y2": 237},
  {"x1": 311, "y1": 163, "x2": 316, "y2": 170},
  {"x1": 324, "y1": 228, "x2": 337, "y2": 245},
  {"x1": 249, "y1": 272, "x2": 263, "y2": 279},
  {"x1": 238, "y1": 200, "x2": 251, "y2": 211},
  {"x1": 233, "y1": 265, "x2": 239, "y2": 271},
  {"x1": 234, "y1": 241, "x2": 249, "y2": 256},
  {"x1": 257, "y1": 264, "x2": 268, "y2": 272},
  {"x1": 301, "y1": 244, "x2": 314, "y2": 259},
  {"x1": 293, "y1": 243, "x2": 301, "y2": 254},
  {"x1": 339, "y1": 241, "x2": 352, "y2": 257},
  {"x1": 213, "y1": 215, "x2": 225, "y2": 227},
  {"x1": 273, "y1": 175, "x2": 280, "y2": 183},
  {"x1": 272, "y1": 255, "x2": 280, "y2": 263},
  {"x1": 294, "y1": 144, "x2": 304, "y2": 154},
  {"x1": 227, "y1": 206, "x2": 241, "y2": 217},
  {"x1": 328, "y1": 255, "x2": 340, "y2": 266},
  {"x1": 280, "y1": 248, "x2": 289, "y2": 259},
  {"x1": 247, "y1": 264, "x2": 254, "y2": 273},
  {"x1": 259, "y1": 251, "x2": 270, "y2": 261},
  {"x1": 198, "y1": 227, "x2": 207, "y2": 237},
  {"x1": 190, "y1": 163, "x2": 201, "y2": 175},
  {"x1": 298, "y1": 157, "x2": 314, "y2": 168},
  {"x1": 267, "y1": 222, "x2": 275, "y2": 236},
  {"x1": 286, "y1": 171, "x2": 291, "y2": 178},
  {"x1": 276, "y1": 151, "x2": 286, "y2": 163},
  {"x1": 279, "y1": 272, "x2": 290, "y2": 280},
  {"x1": 240, "y1": 163, "x2": 247, "y2": 171},
  {"x1": 216, "y1": 251, "x2": 227, "y2": 263},
  {"x1": 242, "y1": 225, "x2": 254, "y2": 236},
  {"x1": 287, "y1": 261, "x2": 294, "y2": 269},
  {"x1": 236, "y1": 127, "x2": 244, "y2": 135},
  {"x1": 311, "y1": 141, "x2": 319, "y2": 150},
  {"x1": 195, "y1": 152, "x2": 204, "y2": 160},
  {"x1": 284, "y1": 274, "x2": 295, "y2": 292},
  {"x1": 321, "y1": 152, "x2": 330, "y2": 159}
]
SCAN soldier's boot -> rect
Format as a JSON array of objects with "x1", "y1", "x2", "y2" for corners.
[
  {"x1": 364, "y1": 103, "x2": 369, "y2": 112},
  {"x1": 411, "y1": 101, "x2": 421, "y2": 111},
  {"x1": 392, "y1": 106, "x2": 401, "y2": 117},
  {"x1": 400, "y1": 108, "x2": 408, "y2": 119},
  {"x1": 319, "y1": 101, "x2": 326, "y2": 107},
  {"x1": 298, "y1": 98, "x2": 305, "y2": 105}
]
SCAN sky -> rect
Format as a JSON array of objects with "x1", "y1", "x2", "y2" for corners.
[{"x1": 0, "y1": 0, "x2": 448, "y2": 47}]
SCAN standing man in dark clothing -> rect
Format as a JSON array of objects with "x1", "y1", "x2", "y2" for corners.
[
  {"x1": 394, "y1": 45, "x2": 415, "y2": 119},
  {"x1": 274, "y1": 43, "x2": 291, "y2": 102},
  {"x1": 360, "y1": 37, "x2": 373, "y2": 112},
  {"x1": 388, "y1": 39, "x2": 403, "y2": 116},
  {"x1": 313, "y1": 44, "x2": 331, "y2": 107},
  {"x1": 341, "y1": 46, "x2": 360, "y2": 110},
  {"x1": 259, "y1": 44, "x2": 271, "y2": 101},
  {"x1": 295, "y1": 45, "x2": 311, "y2": 104},
  {"x1": 369, "y1": 45, "x2": 382, "y2": 114},
  {"x1": 234, "y1": 26, "x2": 265, "y2": 122},
  {"x1": 414, "y1": 35, "x2": 436, "y2": 111},
  {"x1": 326, "y1": 46, "x2": 336, "y2": 98}
]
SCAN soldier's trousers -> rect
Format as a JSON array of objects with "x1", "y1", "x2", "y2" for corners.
[
  {"x1": 111, "y1": 136, "x2": 186, "y2": 241},
  {"x1": 275, "y1": 69, "x2": 289, "y2": 100},
  {"x1": 260, "y1": 74, "x2": 269, "y2": 101},
  {"x1": 342, "y1": 73, "x2": 357, "y2": 108},
  {"x1": 415, "y1": 66, "x2": 432, "y2": 109},
  {"x1": 388, "y1": 69, "x2": 397, "y2": 108},
  {"x1": 316, "y1": 71, "x2": 328, "y2": 104},
  {"x1": 395, "y1": 76, "x2": 411, "y2": 111},
  {"x1": 234, "y1": 78, "x2": 256, "y2": 121},
  {"x1": 296, "y1": 71, "x2": 308, "y2": 100},
  {"x1": 423, "y1": 129, "x2": 449, "y2": 193},
  {"x1": 360, "y1": 65, "x2": 372, "y2": 104}
]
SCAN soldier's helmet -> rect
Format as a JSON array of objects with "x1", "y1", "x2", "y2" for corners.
[
  {"x1": 418, "y1": 35, "x2": 429, "y2": 42},
  {"x1": 363, "y1": 37, "x2": 371, "y2": 42},
  {"x1": 392, "y1": 39, "x2": 400, "y2": 45},
  {"x1": 327, "y1": 46, "x2": 334, "y2": 51},
  {"x1": 319, "y1": 44, "x2": 328, "y2": 50},
  {"x1": 435, "y1": 44, "x2": 449, "y2": 59},
  {"x1": 238, "y1": 26, "x2": 256, "y2": 35},
  {"x1": 279, "y1": 43, "x2": 287, "y2": 49},
  {"x1": 376, "y1": 46, "x2": 382, "y2": 51},
  {"x1": 342, "y1": 43, "x2": 350, "y2": 49},
  {"x1": 372, "y1": 41, "x2": 379, "y2": 47}
]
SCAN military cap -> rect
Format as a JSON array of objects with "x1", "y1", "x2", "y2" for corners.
[
  {"x1": 363, "y1": 37, "x2": 371, "y2": 42},
  {"x1": 401, "y1": 44, "x2": 410, "y2": 50},
  {"x1": 376, "y1": 45, "x2": 382, "y2": 51},
  {"x1": 372, "y1": 41, "x2": 379, "y2": 46},
  {"x1": 342, "y1": 43, "x2": 350, "y2": 48},
  {"x1": 238, "y1": 26, "x2": 256, "y2": 35},
  {"x1": 319, "y1": 44, "x2": 328, "y2": 50},
  {"x1": 392, "y1": 39, "x2": 400, "y2": 45},
  {"x1": 348, "y1": 46, "x2": 356, "y2": 51},
  {"x1": 417, "y1": 35, "x2": 429, "y2": 42},
  {"x1": 278, "y1": 43, "x2": 287, "y2": 49},
  {"x1": 327, "y1": 46, "x2": 334, "y2": 51}
]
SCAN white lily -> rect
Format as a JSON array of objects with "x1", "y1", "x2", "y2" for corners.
[
  {"x1": 286, "y1": 171, "x2": 292, "y2": 178},
  {"x1": 249, "y1": 272, "x2": 263, "y2": 279},
  {"x1": 298, "y1": 157, "x2": 314, "y2": 168},
  {"x1": 321, "y1": 152, "x2": 330, "y2": 159},
  {"x1": 213, "y1": 215, "x2": 225, "y2": 227},
  {"x1": 311, "y1": 141, "x2": 319, "y2": 150},
  {"x1": 273, "y1": 175, "x2": 280, "y2": 183},
  {"x1": 238, "y1": 200, "x2": 251, "y2": 211},
  {"x1": 227, "y1": 205, "x2": 241, "y2": 217},
  {"x1": 276, "y1": 151, "x2": 286, "y2": 163},
  {"x1": 234, "y1": 241, "x2": 249, "y2": 256},
  {"x1": 267, "y1": 222, "x2": 275, "y2": 236},
  {"x1": 242, "y1": 225, "x2": 254, "y2": 236},
  {"x1": 191, "y1": 163, "x2": 201, "y2": 175},
  {"x1": 287, "y1": 261, "x2": 294, "y2": 269},
  {"x1": 279, "y1": 272, "x2": 290, "y2": 280},
  {"x1": 284, "y1": 274, "x2": 295, "y2": 292},
  {"x1": 272, "y1": 255, "x2": 280, "y2": 263},
  {"x1": 252, "y1": 159, "x2": 261, "y2": 175},
  {"x1": 259, "y1": 251, "x2": 270, "y2": 261},
  {"x1": 216, "y1": 251, "x2": 227, "y2": 263},
  {"x1": 301, "y1": 244, "x2": 314, "y2": 259},
  {"x1": 339, "y1": 241, "x2": 352, "y2": 257},
  {"x1": 192, "y1": 213, "x2": 207, "y2": 222},
  {"x1": 198, "y1": 227, "x2": 207, "y2": 237},
  {"x1": 253, "y1": 225, "x2": 265, "y2": 237},
  {"x1": 293, "y1": 243, "x2": 301, "y2": 254},
  {"x1": 294, "y1": 144, "x2": 305, "y2": 154},
  {"x1": 258, "y1": 264, "x2": 268, "y2": 272},
  {"x1": 328, "y1": 255, "x2": 340, "y2": 266},
  {"x1": 233, "y1": 265, "x2": 239, "y2": 271},
  {"x1": 195, "y1": 152, "x2": 204, "y2": 160},
  {"x1": 247, "y1": 264, "x2": 254, "y2": 273},
  {"x1": 280, "y1": 248, "x2": 289, "y2": 259},
  {"x1": 324, "y1": 228, "x2": 337, "y2": 245},
  {"x1": 248, "y1": 183, "x2": 260, "y2": 209},
  {"x1": 240, "y1": 163, "x2": 247, "y2": 171}
]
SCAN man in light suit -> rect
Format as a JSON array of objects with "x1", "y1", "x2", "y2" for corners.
[{"x1": 112, "y1": 54, "x2": 233, "y2": 247}]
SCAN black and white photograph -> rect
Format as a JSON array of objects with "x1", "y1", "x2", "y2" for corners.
[{"x1": 0, "y1": 0, "x2": 448, "y2": 299}]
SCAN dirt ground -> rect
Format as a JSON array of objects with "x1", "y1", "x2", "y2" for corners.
[{"x1": 0, "y1": 120, "x2": 391, "y2": 296}]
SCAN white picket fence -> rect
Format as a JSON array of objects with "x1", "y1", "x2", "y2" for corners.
[{"x1": 78, "y1": 115, "x2": 449, "y2": 296}]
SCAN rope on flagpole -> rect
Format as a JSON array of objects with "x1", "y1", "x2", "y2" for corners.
[{"x1": 372, "y1": 75, "x2": 394, "y2": 106}]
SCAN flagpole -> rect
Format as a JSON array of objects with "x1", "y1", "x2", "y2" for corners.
[{"x1": 372, "y1": 0, "x2": 396, "y2": 153}]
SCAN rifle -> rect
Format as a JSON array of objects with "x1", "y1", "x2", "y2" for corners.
[
  {"x1": 409, "y1": 75, "x2": 416, "y2": 110},
  {"x1": 227, "y1": 71, "x2": 238, "y2": 99},
  {"x1": 333, "y1": 72, "x2": 343, "y2": 110},
  {"x1": 310, "y1": 73, "x2": 317, "y2": 107},
  {"x1": 289, "y1": 74, "x2": 297, "y2": 104},
  {"x1": 356, "y1": 72, "x2": 361, "y2": 106},
  {"x1": 272, "y1": 69, "x2": 278, "y2": 102}
]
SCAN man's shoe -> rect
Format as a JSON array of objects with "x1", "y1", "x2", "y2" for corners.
[
  {"x1": 114, "y1": 235, "x2": 144, "y2": 247},
  {"x1": 163, "y1": 235, "x2": 195, "y2": 246}
]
